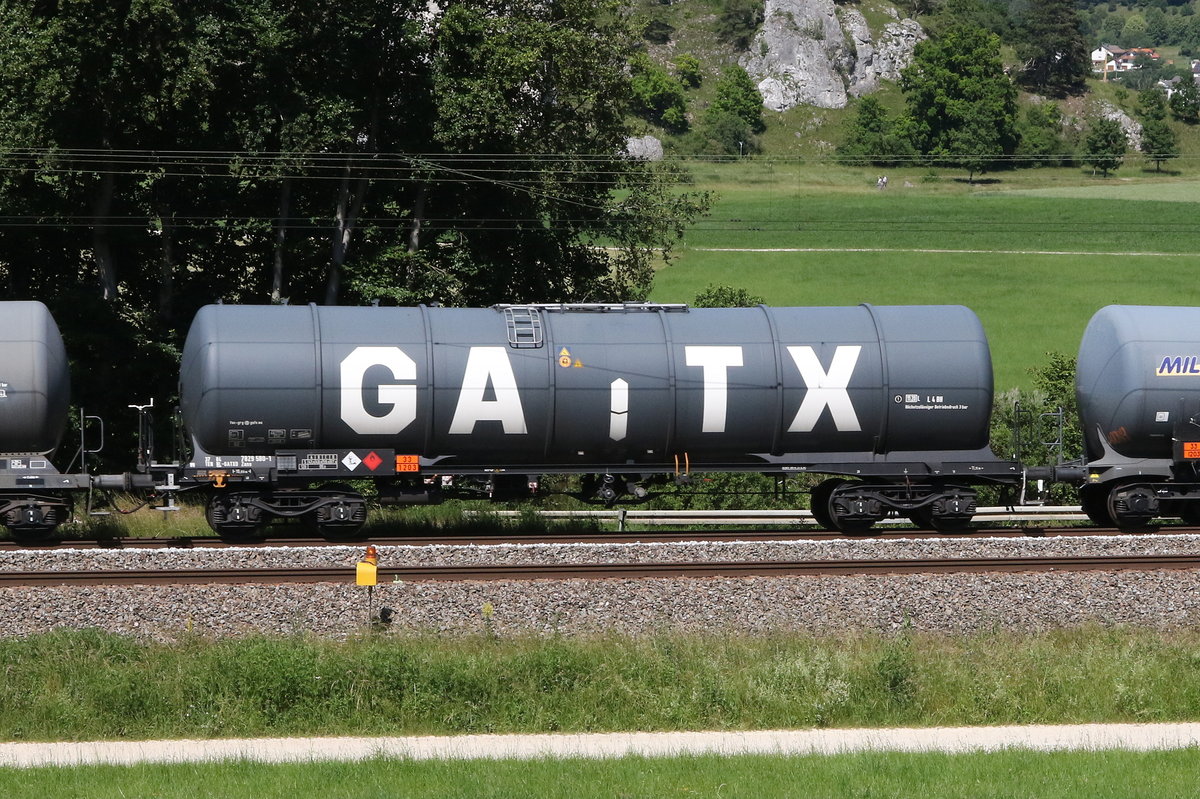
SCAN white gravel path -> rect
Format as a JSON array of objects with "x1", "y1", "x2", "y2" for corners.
[{"x1": 3, "y1": 724, "x2": 1200, "y2": 768}]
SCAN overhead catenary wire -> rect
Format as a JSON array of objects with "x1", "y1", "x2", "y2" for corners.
[{"x1": 0, "y1": 148, "x2": 1193, "y2": 234}]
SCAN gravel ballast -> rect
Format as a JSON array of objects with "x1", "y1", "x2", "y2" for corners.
[{"x1": 2, "y1": 534, "x2": 1200, "y2": 641}]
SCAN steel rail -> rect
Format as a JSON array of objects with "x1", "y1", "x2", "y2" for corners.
[
  {"x1": 0, "y1": 506, "x2": 1129, "y2": 551},
  {"x1": 4, "y1": 525, "x2": 1196, "y2": 552},
  {"x1": 0, "y1": 527, "x2": 1141, "y2": 551},
  {"x1": 6, "y1": 553, "x2": 1200, "y2": 586},
  {"x1": 470, "y1": 506, "x2": 1093, "y2": 526}
]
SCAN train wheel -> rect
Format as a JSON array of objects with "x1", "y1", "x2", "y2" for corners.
[
  {"x1": 2, "y1": 498, "x2": 68, "y2": 543},
  {"x1": 1078, "y1": 484, "x2": 1116, "y2": 527},
  {"x1": 206, "y1": 494, "x2": 267, "y2": 542},
  {"x1": 809, "y1": 479, "x2": 845, "y2": 531},
  {"x1": 911, "y1": 491, "x2": 976, "y2": 533},
  {"x1": 308, "y1": 484, "x2": 368, "y2": 541},
  {"x1": 910, "y1": 505, "x2": 973, "y2": 534},
  {"x1": 828, "y1": 481, "x2": 884, "y2": 535},
  {"x1": 1105, "y1": 483, "x2": 1159, "y2": 532}
]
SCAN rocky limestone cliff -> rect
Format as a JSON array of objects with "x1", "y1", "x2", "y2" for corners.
[{"x1": 740, "y1": 0, "x2": 924, "y2": 111}]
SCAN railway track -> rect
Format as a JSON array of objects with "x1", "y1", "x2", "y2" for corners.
[
  {"x1": 6, "y1": 553, "x2": 1200, "y2": 586},
  {"x1": 1, "y1": 525, "x2": 1195, "y2": 551}
]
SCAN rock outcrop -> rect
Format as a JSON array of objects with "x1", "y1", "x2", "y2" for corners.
[
  {"x1": 1095, "y1": 100, "x2": 1142, "y2": 151},
  {"x1": 741, "y1": 0, "x2": 924, "y2": 111},
  {"x1": 625, "y1": 135, "x2": 665, "y2": 161}
]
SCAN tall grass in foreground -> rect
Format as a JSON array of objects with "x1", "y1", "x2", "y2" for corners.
[
  {"x1": 4, "y1": 750, "x2": 1200, "y2": 798},
  {"x1": 5, "y1": 627, "x2": 1200, "y2": 741}
]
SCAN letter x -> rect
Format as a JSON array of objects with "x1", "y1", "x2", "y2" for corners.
[{"x1": 787, "y1": 345, "x2": 862, "y2": 432}]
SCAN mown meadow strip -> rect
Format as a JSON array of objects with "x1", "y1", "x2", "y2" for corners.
[{"x1": 4, "y1": 749, "x2": 1200, "y2": 798}]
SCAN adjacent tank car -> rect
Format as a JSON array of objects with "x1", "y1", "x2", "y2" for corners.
[
  {"x1": 0, "y1": 302, "x2": 154, "y2": 537},
  {"x1": 0, "y1": 301, "x2": 73, "y2": 533},
  {"x1": 1074, "y1": 305, "x2": 1200, "y2": 530},
  {"x1": 178, "y1": 302, "x2": 1019, "y2": 537}
]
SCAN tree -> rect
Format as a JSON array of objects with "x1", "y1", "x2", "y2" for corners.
[
  {"x1": 899, "y1": 25, "x2": 1019, "y2": 180},
  {"x1": 689, "y1": 109, "x2": 760, "y2": 156},
  {"x1": 0, "y1": 0, "x2": 711, "y2": 444},
  {"x1": 715, "y1": 0, "x2": 764, "y2": 51},
  {"x1": 629, "y1": 53, "x2": 690, "y2": 132},
  {"x1": 688, "y1": 65, "x2": 764, "y2": 156},
  {"x1": 1140, "y1": 117, "x2": 1179, "y2": 172},
  {"x1": 1122, "y1": 13, "x2": 1151, "y2": 48},
  {"x1": 1169, "y1": 81, "x2": 1200, "y2": 123},
  {"x1": 838, "y1": 97, "x2": 916, "y2": 166},
  {"x1": 1016, "y1": 0, "x2": 1090, "y2": 97},
  {"x1": 924, "y1": 0, "x2": 1012, "y2": 39},
  {"x1": 707, "y1": 66, "x2": 764, "y2": 134},
  {"x1": 691, "y1": 284, "x2": 765, "y2": 308},
  {"x1": 1100, "y1": 14, "x2": 1125, "y2": 46},
  {"x1": 673, "y1": 54, "x2": 703, "y2": 89},
  {"x1": 1138, "y1": 87, "x2": 1169, "y2": 121},
  {"x1": 1084, "y1": 116, "x2": 1127, "y2": 176},
  {"x1": 990, "y1": 351, "x2": 1082, "y2": 505},
  {"x1": 1016, "y1": 102, "x2": 1070, "y2": 167}
]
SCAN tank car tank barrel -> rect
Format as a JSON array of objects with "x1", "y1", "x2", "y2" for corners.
[
  {"x1": 0, "y1": 301, "x2": 70, "y2": 456},
  {"x1": 178, "y1": 303, "x2": 1000, "y2": 468}
]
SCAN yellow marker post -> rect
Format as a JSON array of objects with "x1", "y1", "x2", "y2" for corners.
[
  {"x1": 356, "y1": 546, "x2": 379, "y2": 625},
  {"x1": 356, "y1": 561, "x2": 378, "y2": 586}
]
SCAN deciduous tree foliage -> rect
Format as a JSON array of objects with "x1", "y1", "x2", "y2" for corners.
[
  {"x1": 899, "y1": 25, "x2": 1018, "y2": 181},
  {"x1": 1169, "y1": 81, "x2": 1200, "y2": 124},
  {"x1": 0, "y1": 0, "x2": 708, "y2": 449},
  {"x1": 837, "y1": 97, "x2": 916, "y2": 167},
  {"x1": 1140, "y1": 118, "x2": 1179, "y2": 173},
  {"x1": 707, "y1": 66, "x2": 765, "y2": 135},
  {"x1": 1084, "y1": 116, "x2": 1127, "y2": 177}
]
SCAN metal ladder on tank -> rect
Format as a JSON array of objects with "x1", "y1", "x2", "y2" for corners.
[{"x1": 1014, "y1": 400, "x2": 1066, "y2": 506}]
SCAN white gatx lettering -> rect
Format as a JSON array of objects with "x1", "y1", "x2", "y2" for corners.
[
  {"x1": 449, "y1": 347, "x2": 528, "y2": 434},
  {"x1": 340, "y1": 347, "x2": 417, "y2": 435},
  {"x1": 609, "y1": 378, "x2": 629, "y2": 441},
  {"x1": 787, "y1": 345, "x2": 862, "y2": 432},
  {"x1": 684, "y1": 346, "x2": 743, "y2": 433}
]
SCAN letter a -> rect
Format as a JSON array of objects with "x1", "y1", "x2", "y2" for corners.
[{"x1": 449, "y1": 347, "x2": 528, "y2": 434}]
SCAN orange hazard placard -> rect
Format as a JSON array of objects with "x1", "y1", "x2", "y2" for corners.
[
  {"x1": 1184, "y1": 443, "x2": 1200, "y2": 459},
  {"x1": 395, "y1": 454, "x2": 420, "y2": 472}
]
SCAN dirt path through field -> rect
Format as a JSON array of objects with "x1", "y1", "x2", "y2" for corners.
[{"x1": 4, "y1": 723, "x2": 1200, "y2": 767}]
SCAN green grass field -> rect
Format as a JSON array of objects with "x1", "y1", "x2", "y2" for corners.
[
  {"x1": 6, "y1": 749, "x2": 1200, "y2": 799},
  {"x1": 650, "y1": 162, "x2": 1200, "y2": 391}
]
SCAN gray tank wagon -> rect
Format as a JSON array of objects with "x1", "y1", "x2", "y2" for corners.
[
  {"x1": 0, "y1": 302, "x2": 83, "y2": 534},
  {"x1": 0, "y1": 301, "x2": 69, "y2": 456},
  {"x1": 0, "y1": 301, "x2": 159, "y2": 539},
  {"x1": 1074, "y1": 305, "x2": 1200, "y2": 529},
  {"x1": 179, "y1": 302, "x2": 1020, "y2": 537}
]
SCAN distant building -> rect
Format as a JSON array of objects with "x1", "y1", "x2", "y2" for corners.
[
  {"x1": 1157, "y1": 75, "x2": 1182, "y2": 99},
  {"x1": 1091, "y1": 44, "x2": 1161, "y2": 76}
]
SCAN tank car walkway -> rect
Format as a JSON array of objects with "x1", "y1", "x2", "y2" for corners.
[{"x1": 3, "y1": 724, "x2": 1200, "y2": 768}]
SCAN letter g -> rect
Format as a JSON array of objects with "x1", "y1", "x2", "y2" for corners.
[{"x1": 340, "y1": 347, "x2": 416, "y2": 435}]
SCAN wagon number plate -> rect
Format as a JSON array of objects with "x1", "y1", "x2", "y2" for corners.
[{"x1": 1185, "y1": 442, "x2": 1200, "y2": 459}]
